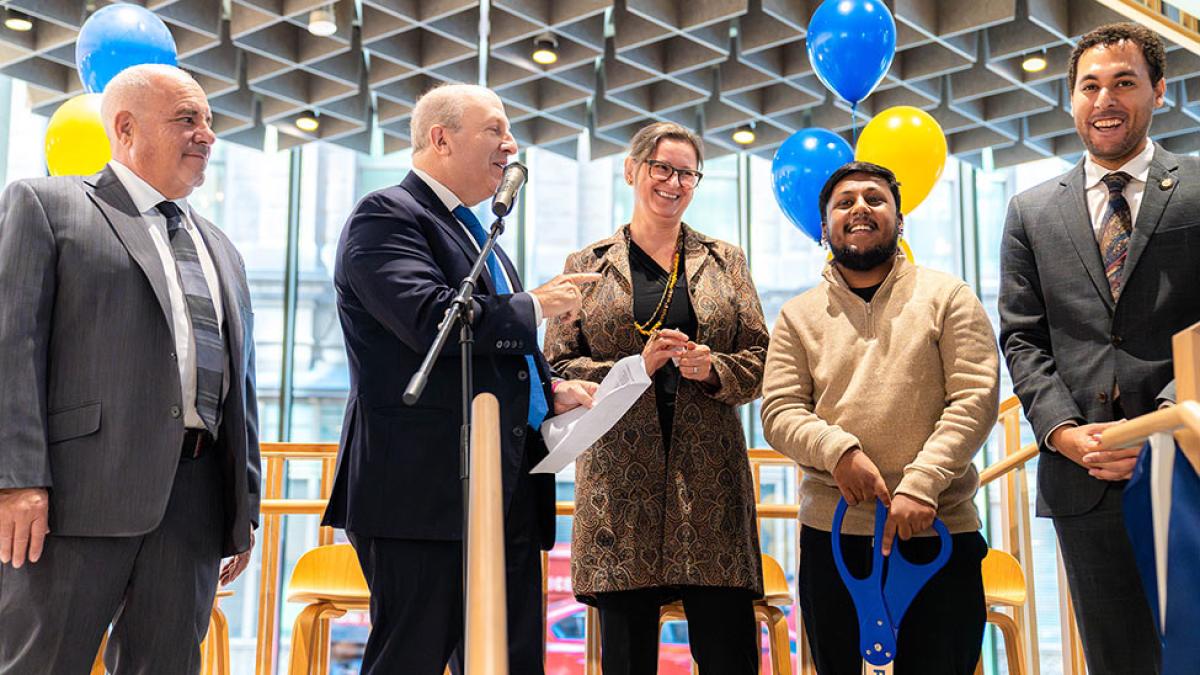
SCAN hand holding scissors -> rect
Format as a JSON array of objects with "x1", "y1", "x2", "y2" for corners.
[{"x1": 832, "y1": 498, "x2": 952, "y2": 674}]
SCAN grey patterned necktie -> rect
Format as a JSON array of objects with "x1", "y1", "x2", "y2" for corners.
[
  {"x1": 156, "y1": 201, "x2": 224, "y2": 435},
  {"x1": 1099, "y1": 171, "x2": 1133, "y2": 301}
]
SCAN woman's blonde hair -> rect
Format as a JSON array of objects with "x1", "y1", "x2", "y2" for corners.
[{"x1": 627, "y1": 121, "x2": 705, "y2": 170}]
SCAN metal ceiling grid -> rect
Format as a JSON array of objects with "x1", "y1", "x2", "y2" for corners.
[{"x1": 2, "y1": 0, "x2": 1200, "y2": 167}]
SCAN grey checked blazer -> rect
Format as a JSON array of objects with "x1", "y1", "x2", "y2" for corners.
[{"x1": 999, "y1": 146, "x2": 1200, "y2": 517}]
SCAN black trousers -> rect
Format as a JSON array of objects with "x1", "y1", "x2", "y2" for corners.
[
  {"x1": 346, "y1": 470, "x2": 545, "y2": 675},
  {"x1": 799, "y1": 526, "x2": 987, "y2": 675},
  {"x1": 594, "y1": 585, "x2": 760, "y2": 675},
  {"x1": 1053, "y1": 481, "x2": 1161, "y2": 675}
]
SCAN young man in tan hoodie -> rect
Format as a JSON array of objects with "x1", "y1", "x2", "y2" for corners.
[{"x1": 761, "y1": 162, "x2": 1000, "y2": 674}]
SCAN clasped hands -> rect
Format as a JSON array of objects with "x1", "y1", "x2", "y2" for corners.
[
  {"x1": 832, "y1": 448, "x2": 934, "y2": 557},
  {"x1": 1048, "y1": 422, "x2": 1141, "y2": 481},
  {"x1": 641, "y1": 328, "x2": 718, "y2": 385}
]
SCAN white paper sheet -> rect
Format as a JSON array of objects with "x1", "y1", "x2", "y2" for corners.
[{"x1": 532, "y1": 354, "x2": 652, "y2": 474}]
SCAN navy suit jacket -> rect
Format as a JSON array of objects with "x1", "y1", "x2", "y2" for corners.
[
  {"x1": 322, "y1": 171, "x2": 556, "y2": 548},
  {"x1": 1000, "y1": 146, "x2": 1200, "y2": 517}
]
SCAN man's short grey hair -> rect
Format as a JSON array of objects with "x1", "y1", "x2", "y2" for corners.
[
  {"x1": 100, "y1": 64, "x2": 199, "y2": 140},
  {"x1": 410, "y1": 83, "x2": 499, "y2": 153}
]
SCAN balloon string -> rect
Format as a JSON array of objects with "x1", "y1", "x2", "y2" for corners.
[{"x1": 851, "y1": 101, "x2": 859, "y2": 144}]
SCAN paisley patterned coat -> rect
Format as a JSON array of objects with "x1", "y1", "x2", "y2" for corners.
[{"x1": 544, "y1": 223, "x2": 769, "y2": 602}]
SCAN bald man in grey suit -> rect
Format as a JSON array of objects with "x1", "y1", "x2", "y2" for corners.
[{"x1": 0, "y1": 65, "x2": 260, "y2": 674}]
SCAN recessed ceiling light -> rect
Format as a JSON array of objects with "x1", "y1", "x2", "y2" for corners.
[
  {"x1": 308, "y1": 4, "x2": 337, "y2": 37},
  {"x1": 296, "y1": 111, "x2": 320, "y2": 133},
  {"x1": 732, "y1": 125, "x2": 756, "y2": 146},
  {"x1": 4, "y1": 9, "x2": 34, "y2": 32},
  {"x1": 532, "y1": 34, "x2": 559, "y2": 66},
  {"x1": 1022, "y1": 54, "x2": 1047, "y2": 73}
]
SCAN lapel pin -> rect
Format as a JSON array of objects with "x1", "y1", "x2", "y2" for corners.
[{"x1": 1160, "y1": 177, "x2": 1175, "y2": 190}]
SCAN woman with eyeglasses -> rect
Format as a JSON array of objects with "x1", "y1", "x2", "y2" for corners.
[{"x1": 544, "y1": 121, "x2": 769, "y2": 674}]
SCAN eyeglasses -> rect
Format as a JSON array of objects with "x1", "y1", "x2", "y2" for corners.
[{"x1": 644, "y1": 159, "x2": 703, "y2": 188}]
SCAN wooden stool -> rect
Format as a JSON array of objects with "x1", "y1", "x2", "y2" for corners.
[
  {"x1": 657, "y1": 553, "x2": 795, "y2": 675},
  {"x1": 974, "y1": 548, "x2": 1027, "y2": 675},
  {"x1": 285, "y1": 544, "x2": 370, "y2": 675}
]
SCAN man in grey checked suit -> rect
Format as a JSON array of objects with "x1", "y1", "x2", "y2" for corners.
[
  {"x1": 1000, "y1": 23, "x2": 1200, "y2": 674},
  {"x1": 0, "y1": 64, "x2": 260, "y2": 673}
]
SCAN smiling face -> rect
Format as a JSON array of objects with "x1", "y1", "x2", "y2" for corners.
[
  {"x1": 441, "y1": 91, "x2": 517, "y2": 206},
  {"x1": 626, "y1": 138, "x2": 698, "y2": 226},
  {"x1": 824, "y1": 173, "x2": 901, "y2": 272},
  {"x1": 1071, "y1": 39, "x2": 1165, "y2": 170},
  {"x1": 114, "y1": 72, "x2": 215, "y2": 199}
]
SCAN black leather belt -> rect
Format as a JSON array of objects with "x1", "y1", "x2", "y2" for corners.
[{"x1": 181, "y1": 428, "x2": 213, "y2": 460}]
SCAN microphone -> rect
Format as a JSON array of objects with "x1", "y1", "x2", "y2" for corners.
[{"x1": 491, "y1": 162, "x2": 528, "y2": 217}]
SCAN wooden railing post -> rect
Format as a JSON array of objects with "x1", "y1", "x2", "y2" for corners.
[{"x1": 465, "y1": 393, "x2": 508, "y2": 675}]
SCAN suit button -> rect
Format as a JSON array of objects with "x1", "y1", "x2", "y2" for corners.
[
  {"x1": 517, "y1": 370, "x2": 528, "y2": 381},
  {"x1": 513, "y1": 426, "x2": 525, "y2": 437},
  {"x1": 1097, "y1": 392, "x2": 1108, "y2": 403},
  {"x1": 170, "y1": 405, "x2": 182, "y2": 418},
  {"x1": 1111, "y1": 334, "x2": 1122, "y2": 346},
  {"x1": 169, "y1": 352, "x2": 177, "y2": 361}
]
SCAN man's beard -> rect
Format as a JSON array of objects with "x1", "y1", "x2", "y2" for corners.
[{"x1": 830, "y1": 227, "x2": 900, "y2": 272}]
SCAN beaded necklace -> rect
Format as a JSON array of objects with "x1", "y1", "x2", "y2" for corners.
[{"x1": 632, "y1": 229, "x2": 684, "y2": 336}]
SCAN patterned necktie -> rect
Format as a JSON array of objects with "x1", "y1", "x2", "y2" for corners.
[
  {"x1": 1099, "y1": 171, "x2": 1133, "y2": 301},
  {"x1": 157, "y1": 201, "x2": 224, "y2": 435},
  {"x1": 452, "y1": 205, "x2": 549, "y2": 430}
]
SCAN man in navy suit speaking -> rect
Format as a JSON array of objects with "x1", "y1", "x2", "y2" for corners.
[{"x1": 322, "y1": 83, "x2": 599, "y2": 674}]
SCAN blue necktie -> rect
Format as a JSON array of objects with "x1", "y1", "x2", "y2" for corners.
[{"x1": 452, "y1": 205, "x2": 549, "y2": 430}]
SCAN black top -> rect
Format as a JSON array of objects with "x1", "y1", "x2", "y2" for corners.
[
  {"x1": 850, "y1": 281, "x2": 883, "y2": 303},
  {"x1": 629, "y1": 239, "x2": 697, "y2": 451}
]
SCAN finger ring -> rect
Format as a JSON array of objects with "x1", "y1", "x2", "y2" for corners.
[{"x1": 692, "y1": 366, "x2": 698, "y2": 374}]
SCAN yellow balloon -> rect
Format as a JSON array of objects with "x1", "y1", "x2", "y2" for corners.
[
  {"x1": 855, "y1": 106, "x2": 947, "y2": 214},
  {"x1": 45, "y1": 93, "x2": 111, "y2": 177}
]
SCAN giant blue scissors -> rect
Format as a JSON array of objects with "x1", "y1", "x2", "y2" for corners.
[{"x1": 832, "y1": 497, "x2": 952, "y2": 674}]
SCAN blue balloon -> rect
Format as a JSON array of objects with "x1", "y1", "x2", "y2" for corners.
[
  {"x1": 807, "y1": 0, "x2": 897, "y2": 104},
  {"x1": 771, "y1": 128, "x2": 855, "y2": 243},
  {"x1": 76, "y1": 4, "x2": 178, "y2": 94}
]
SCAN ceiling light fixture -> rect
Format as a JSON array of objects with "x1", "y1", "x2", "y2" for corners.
[
  {"x1": 1022, "y1": 53, "x2": 1047, "y2": 73},
  {"x1": 732, "y1": 124, "x2": 756, "y2": 146},
  {"x1": 307, "y1": 4, "x2": 337, "y2": 37},
  {"x1": 4, "y1": 9, "x2": 34, "y2": 32},
  {"x1": 296, "y1": 111, "x2": 320, "y2": 133},
  {"x1": 531, "y1": 33, "x2": 559, "y2": 66}
]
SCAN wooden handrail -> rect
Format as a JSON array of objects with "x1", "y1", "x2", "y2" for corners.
[
  {"x1": 979, "y1": 443, "x2": 1039, "y2": 486},
  {"x1": 465, "y1": 394, "x2": 508, "y2": 674}
]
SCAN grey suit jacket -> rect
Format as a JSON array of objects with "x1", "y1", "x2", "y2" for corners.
[
  {"x1": 999, "y1": 146, "x2": 1200, "y2": 517},
  {"x1": 0, "y1": 166, "x2": 260, "y2": 556}
]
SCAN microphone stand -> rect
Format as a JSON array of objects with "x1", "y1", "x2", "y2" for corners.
[{"x1": 403, "y1": 211, "x2": 507, "y2": 636}]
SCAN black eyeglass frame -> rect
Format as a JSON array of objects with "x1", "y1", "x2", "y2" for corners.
[{"x1": 643, "y1": 159, "x2": 704, "y2": 188}]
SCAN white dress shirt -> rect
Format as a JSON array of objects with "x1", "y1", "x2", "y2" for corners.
[
  {"x1": 109, "y1": 161, "x2": 227, "y2": 431},
  {"x1": 1083, "y1": 140, "x2": 1155, "y2": 238},
  {"x1": 411, "y1": 167, "x2": 543, "y2": 324}
]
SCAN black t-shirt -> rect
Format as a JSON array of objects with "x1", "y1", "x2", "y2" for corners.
[
  {"x1": 629, "y1": 239, "x2": 696, "y2": 452},
  {"x1": 850, "y1": 282, "x2": 883, "y2": 303}
]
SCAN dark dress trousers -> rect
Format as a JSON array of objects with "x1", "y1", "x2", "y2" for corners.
[
  {"x1": 0, "y1": 167, "x2": 261, "y2": 674},
  {"x1": 322, "y1": 171, "x2": 556, "y2": 674},
  {"x1": 1000, "y1": 146, "x2": 1200, "y2": 674}
]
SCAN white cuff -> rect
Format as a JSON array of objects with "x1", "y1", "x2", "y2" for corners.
[{"x1": 525, "y1": 292, "x2": 544, "y2": 326}]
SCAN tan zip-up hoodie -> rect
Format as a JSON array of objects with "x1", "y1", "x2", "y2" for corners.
[{"x1": 761, "y1": 254, "x2": 1000, "y2": 536}]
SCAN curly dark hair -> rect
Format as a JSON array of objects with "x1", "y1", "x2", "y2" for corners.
[
  {"x1": 818, "y1": 161, "x2": 902, "y2": 226},
  {"x1": 1068, "y1": 22, "x2": 1166, "y2": 90}
]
